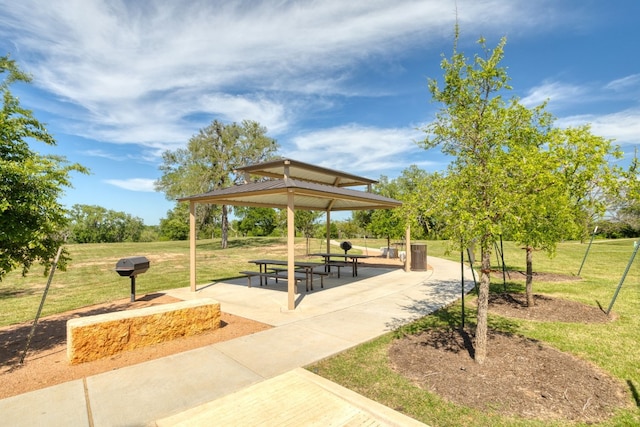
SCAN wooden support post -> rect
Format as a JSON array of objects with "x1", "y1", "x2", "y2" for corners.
[
  {"x1": 405, "y1": 224, "x2": 411, "y2": 272},
  {"x1": 189, "y1": 201, "x2": 197, "y2": 292}
]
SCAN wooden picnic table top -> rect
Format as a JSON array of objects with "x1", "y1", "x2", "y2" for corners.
[
  {"x1": 248, "y1": 259, "x2": 325, "y2": 268},
  {"x1": 309, "y1": 253, "x2": 371, "y2": 259}
]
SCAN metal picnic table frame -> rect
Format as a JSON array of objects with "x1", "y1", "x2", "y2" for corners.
[
  {"x1": 247, "y1": 259, "x2": 326, "y2": 290},
  {"x1": 310, "y1": 253, "x2": 370, "y2": 277}
]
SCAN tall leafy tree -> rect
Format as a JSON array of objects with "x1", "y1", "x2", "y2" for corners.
[
  {"x1": 0, "y1": 56, "x2": 88, "y2": 279},
  {"x1": 156, "y1": 119, "x2": 279, "y2": 248}
]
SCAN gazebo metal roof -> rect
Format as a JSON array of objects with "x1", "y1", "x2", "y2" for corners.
[
  {"x1": 178, "y1": 178, "x2": 400, "y2": 211},
  {"x1": 235, "y1": 158, "x2": 377, "y2": 187}
]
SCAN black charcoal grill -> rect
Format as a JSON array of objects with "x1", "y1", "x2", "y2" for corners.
[
  {"x1": 115, "y1": 256, "x2": 150, "y2": 302},
  {"x1": 340, "y1": 241, "x2": 352, "y2": 254}
]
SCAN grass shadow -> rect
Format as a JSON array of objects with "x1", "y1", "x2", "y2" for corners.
[
  {"x1": 627, "y1": 380, "x2": 640, "y2": 407},
  {"x1": 197, "y1": 237, "x2": 285, "y2": 251},
  {"x1": 0, "y1": 288, "x2": 38, "y2": 301}
]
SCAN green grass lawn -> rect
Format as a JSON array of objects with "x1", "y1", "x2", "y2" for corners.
[
  {"x1": 3, "y1": 236, "x2": 639, "y2": 425},
  {"x1": 312, "y1": 237, "x2": 640, "y2": 426}
]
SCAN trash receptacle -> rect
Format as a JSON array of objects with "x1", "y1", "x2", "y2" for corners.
[{"x1": 410, "y1": 244, "x2": 427, "y2": 271}]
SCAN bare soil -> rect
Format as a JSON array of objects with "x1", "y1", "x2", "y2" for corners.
[
  {"x1": 0, "y1": 293, "x2": 271, "y2": 399},
  {"x1": 389, "y1": 272, "x2": 630, "y2": 423}
]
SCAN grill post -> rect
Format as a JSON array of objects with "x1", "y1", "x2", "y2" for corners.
[{"x1": 130, "y1": 276, "x2": 136, "y2": 302}]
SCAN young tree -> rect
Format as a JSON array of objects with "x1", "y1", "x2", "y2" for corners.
[
  {"x1": 156, "y1": 120, "x2": 279, "y2": 248},
  {"x1": 0, "y1": 56, "x2": 88, "y2": 280},
  {"x1": 506, "y1": 122, "x2": 621, "y2": 306},
  {"x1": 422, "y1": 33, "x2": 525, "y2": 364},
  {"x1": 294, "y1": 210, "x2": 322, "y2": 253},
  {"x1": 423, "y1": 29, "x2": 622, "y2": 359},
  {"x1": 549, "y1": 125, "x2": 622, "y2": 242},
  {"x1": 396, "y1": 165, "x2": 447, "y2": 240},
  {"x1": 367, "y1": 176, "x2": 405, "y2": 256},
  {"x1": 610, "y1": 150, "x2": 640, "y2": 236}
]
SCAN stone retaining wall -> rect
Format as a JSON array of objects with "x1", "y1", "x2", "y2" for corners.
[{"x1": 67, "y1": 298, "x2": 221, "y2": 364}]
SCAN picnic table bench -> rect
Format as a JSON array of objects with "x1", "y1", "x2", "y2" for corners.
[{"x1": 238, "y1": 270, "x2": 309, "y2": 291}]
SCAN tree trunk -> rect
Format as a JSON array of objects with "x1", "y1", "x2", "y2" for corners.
[
  {"x1": 525, "y1": 246, "x2": 534, "y2": 307},
  {"x1": 474, "y1": 247, "x2": 491, "y2": 364},
  {"x1": 221, "y1": 205, "x2": 228, "y2": 249}
]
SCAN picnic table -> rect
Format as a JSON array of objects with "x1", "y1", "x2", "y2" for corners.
[
  {"x1": 244, "y1": 259, "x2": 327, "y2": 290},
  {"x1": 310, "y1": 253, "x2": 370, "y2": 277}
]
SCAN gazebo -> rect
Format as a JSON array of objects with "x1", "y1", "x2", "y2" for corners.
[{"x1": 178, "y1": 158, "x2": 405, "y2": 310}]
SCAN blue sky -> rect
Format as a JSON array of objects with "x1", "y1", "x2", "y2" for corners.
[{"x1": 1, "y1": 0, "x2": 639, "y2": 225}]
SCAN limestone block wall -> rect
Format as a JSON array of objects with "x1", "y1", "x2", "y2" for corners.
[{"x1": 67, "y1": 298, "x2": 221, "y2": 364}]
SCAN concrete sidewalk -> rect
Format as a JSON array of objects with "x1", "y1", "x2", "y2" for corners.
[{"x1": 0, "y1": 256, "x2": 474, "y2": 427}]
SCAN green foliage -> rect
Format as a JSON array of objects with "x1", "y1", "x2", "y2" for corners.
[
  {"x1": 419, "y1": 28, "x2": 622, "y2": 356},
  {"x1": 293, "y1": 210, "x2": 320, "y2": 237},
  {"x1": 395, "y1": 165, "x2": 447, "y2": 239},
  {"x1": 335, "y1": 218, "x2": 362, "y2": 239},
  {"x1": 67, "y1": 204, "x2": 145, "y2": 243},
  {"x1": 235, "y1": 206, "x2": 278, "y2": 236},
  {"x1": 159, "y1": 202, "x2": 190, "y2": 241},
  {"x1": 421, "y1": 33, "x2": 519, "y2": 362},
  {"x1": 422, "y1": 35, "x2": 516, "y2": 252},
  {"x1": 367, "y1": 176, "x2": 405, "y2": 247},
  {"x1": 0, "y1": 55, "x2": 88, "y2": 280},
  {"x1": 548, "y1": 125, "x2": 622, "y2": 241}
]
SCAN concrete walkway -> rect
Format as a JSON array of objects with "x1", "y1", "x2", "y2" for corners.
[{"x1": 0, "y1": 256, "x2": 474, "y2": 427}]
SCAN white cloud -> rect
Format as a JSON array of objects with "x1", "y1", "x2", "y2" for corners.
[
  {"x1": 556, "y1": 108, "x2": 640, "y2": 145},
  {"x1": 605, "y1": 74, "x2": 640, "y2": 92},
  {"x1": 103, "y1": 178, "x2": 157, "y2": 192},
  {"x1": 520, "y1": 80, "x2": 586, "y2": 108},
  {"x1": 0, "y1": 0, "x2": 553, "y2": 153},
  {"x1": 285, "y1": 124, "x2": 431, "y2": 176}
]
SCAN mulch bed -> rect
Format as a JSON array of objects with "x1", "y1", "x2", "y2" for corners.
[
  {"x1": 389, "y1": 280, "x2": 630, "y2": 423},
  {"x1": 389, "y1": 327, "x2": 628, "y2": 422}
]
